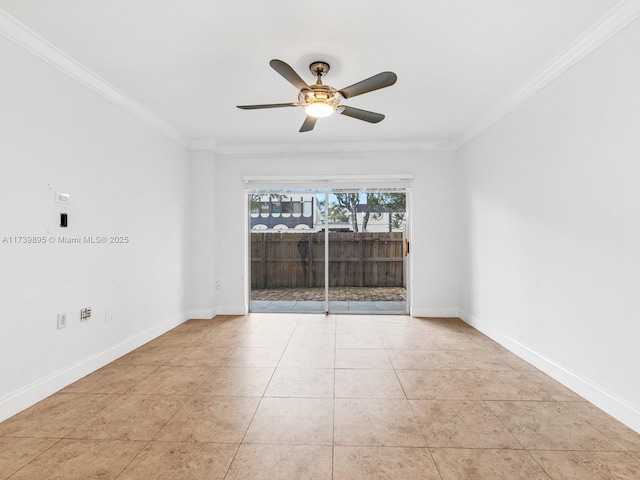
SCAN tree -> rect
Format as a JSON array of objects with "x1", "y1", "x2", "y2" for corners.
[
  {"x1": 323, "y1": 192, "x2": 407, "y2": 232},
  {"x1": 384, "y1": 192, "x2": 407, "y2": 231},
  {"x1": 362, "y1": 193, "x2": 383, "y2": 232},
  {"x1": 333, "y1": 193, "x2": 361, "y2": 232},
  {"x1": 391, "y1": 212, "x2": 406, "y2": 231},
  {"x1": 249, "y1": 193, "x2": 407, "y2": 232},
  {"x1": 362, "y1": 192, "x2": 406, "y2": 232},
  {"x1": 249, "y1": 193, "x2": 287, "y2": 213},
  {"x1": 327, "y1": 202, "x2": 349, "y2": 223}
]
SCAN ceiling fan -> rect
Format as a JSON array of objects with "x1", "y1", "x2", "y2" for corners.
[{"x1": 237, "y1": 59, "x2": 397, "y2": 132}]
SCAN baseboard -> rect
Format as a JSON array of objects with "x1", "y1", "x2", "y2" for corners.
[
  {"x1": 188, "y1": 307, "x2": 217, "y2": 320},
  {"x1": 458, "y1": 309, "x2": 640, "y2": 434},
  {"x1": 410, "y1": 307, "x2": 459, "y2": 318},
  {"x1": 0, "y1": 311, "x2": 188, "y2": 423},
  {"x1": 216, "y1": 304, "x2": 249, "y2": 315}
]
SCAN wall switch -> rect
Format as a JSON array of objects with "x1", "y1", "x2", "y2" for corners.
[
  {"x1": 57, "y1": 313, "x2": 67, "y2": 329},
  {"x1": 105, "y1": 308, "x2": 113, "y2": 322},
  {"x1": 55, "y1": 192, "x2": 70, "y2": 204}
]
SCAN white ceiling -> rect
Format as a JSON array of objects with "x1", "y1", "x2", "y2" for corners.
[{"x1": 0, "y1": 0, "x2": 625, "y2": 148}]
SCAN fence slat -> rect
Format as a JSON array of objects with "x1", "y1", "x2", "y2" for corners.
[{"x1": 250, "y1": 232, "x2": 404, "y2": 288}]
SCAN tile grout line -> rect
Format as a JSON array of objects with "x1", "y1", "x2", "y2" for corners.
[
  {"x1": 522, "y1": 449, "x2": 555, "y2": 480},
  {"x1": 219, "y1": 315, "x2": 300, "y2": 479},
  {"x1": 7, "y1": 323, "x2": 219, "y2": 479},
  {"x1": 111, "y1": 438, "x2": 153, "y2": 480},
  {"x1": 114, "y1": 327, "x2": 222, "y2": 479},
  {"x1": 4, "y1": 315, "x2": 640, "y2": 478},
  {"x1": 4, "y1": 437, "x2": 66, "y2": 480},
  {"x1": 208, "y1": 314, "x2": 275, "y2": 480},
  {"x1": 332, "y1": 313, "x2": 337, "y2": 480}
]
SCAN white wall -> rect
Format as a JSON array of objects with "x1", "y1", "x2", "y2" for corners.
[
  {"x1": 189, "y1": 149, "x2": 217, "y2": 319},
  {"x1": 214, "y1": 150, "x2": 460, "y2": 316},
  {"x1": 458, "y1": 17, "x2": 640, "y2": 431},
  {"x1": 0, "y1": 35, "x2": 191, "y2": 421},
  {"x1": 7, "y1": 3, "x2": 636, "y2": 437}
]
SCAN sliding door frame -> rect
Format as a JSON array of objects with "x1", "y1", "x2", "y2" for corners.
[{"x1": 244, "y1": 175, "x2": 413, "y2": 315}]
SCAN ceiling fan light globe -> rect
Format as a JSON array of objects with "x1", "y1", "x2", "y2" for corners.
[{"x1": 305, "y1": 102, "x2": 334, "y2": 118}]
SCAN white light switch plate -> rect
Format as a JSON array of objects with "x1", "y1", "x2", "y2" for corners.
[{"x1": 55, "y1": 192, "x2": 70, "y2": 204}]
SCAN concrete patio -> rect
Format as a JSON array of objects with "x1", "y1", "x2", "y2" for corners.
[{"x1": 250, "y1": 287, "x2": 407, "y2": 314}]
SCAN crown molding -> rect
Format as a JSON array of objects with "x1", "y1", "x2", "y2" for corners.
[
  {"x1": 214, "y1": 140, "x2": 458, "y2": 156},
  {"x1": 4, "y1": 1, "x2": 638, "y2": 155},
  {"x1": 0, "y1": 9, "x2": 191, "y2": 149},
  {"x1": 189, "y1": 139, "x2": 218, "y2": 151},
  {"x1": 457, "y1": 0, "x2": 640, "y2": 147}
]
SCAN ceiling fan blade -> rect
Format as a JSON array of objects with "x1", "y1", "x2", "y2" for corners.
[
  {"x1": 338, "y1": 72, "x2": 397, "y2": 99},
  {"x1": 237, "y1": 103, "x2": 298, "y2": 110},
  {"x1": 338, "y1": 106, "x2": 385, "y2": 123},
  {"x1": 299, "y1": 116, "x2": 317, "y2": 132},
  {"x1": 270, "y1": 59, "x2": 309, "y2": 91}
]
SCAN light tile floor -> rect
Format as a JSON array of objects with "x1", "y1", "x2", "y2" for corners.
[{"x1": 1, "y1": 314, "x2": 639, "y2": 479}]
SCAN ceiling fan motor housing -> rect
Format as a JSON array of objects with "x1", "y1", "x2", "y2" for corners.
[
  {"x1": 298, "y1": 84, "x2": 341, "y2": 108},
  {"x1": 299, "y1": 62, "x2": 341, "y2": 110}
]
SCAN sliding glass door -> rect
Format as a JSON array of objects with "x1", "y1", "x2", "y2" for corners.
[
  {"x1": 249, "y1": 189, "x2": 326, "y2": 313},
  {"x1": 327, "y1": 189, "x2": 407, "y2": 314},
  {"x1": 248, "y1": 185, "x2": 409, "y2": 314}
]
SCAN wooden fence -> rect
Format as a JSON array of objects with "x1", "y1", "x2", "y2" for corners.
[{"x1": 251, "y1": 231, "x2": 405, "y2": 289}]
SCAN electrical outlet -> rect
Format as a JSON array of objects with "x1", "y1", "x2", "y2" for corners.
[
  {"x1": 447, "y1": 283, "x2": 455, "y2": 293},
  {"x1": 80, "y1": 307, "x2": 92, "y2": 322},
  {"x1": 216, "y1": 281, "x2": 222, "y2": 291},
  {"x1": 57, "y1": 313, "x2": 67, "y2": 329},
  {"x1": 105, "y1": 308, "x2": 113, "y2": 322}
]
